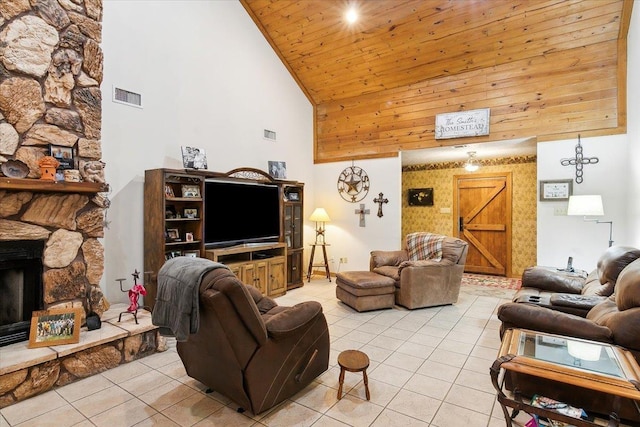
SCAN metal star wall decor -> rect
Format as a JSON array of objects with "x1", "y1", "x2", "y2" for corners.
[
  {"x1": 337, "y1": 162, "x2": 370, "y2": 202},
  {"x1": 560, "y1": 135, "x2": 599, "y2": 184}
]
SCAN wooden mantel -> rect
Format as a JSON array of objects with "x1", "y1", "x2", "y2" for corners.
[{"x1": 0, "y1": 177, "x2": 108, "y2": 194}]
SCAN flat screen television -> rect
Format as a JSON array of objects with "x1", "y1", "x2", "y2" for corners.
[{"x1": 204, "y1": 180, "x2": 281, "y2": 248}]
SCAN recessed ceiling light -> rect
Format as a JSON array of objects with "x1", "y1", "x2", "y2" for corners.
[{"x1": 345, "y1": 7, "x2": 358, "y2": 24}]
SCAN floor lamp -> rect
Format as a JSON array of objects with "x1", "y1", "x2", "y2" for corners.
[{"x1": 567, "y1": 195, "x2": 614, "y2": 247}]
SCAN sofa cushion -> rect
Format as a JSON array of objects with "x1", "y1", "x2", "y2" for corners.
[
  {"x1": 406, "y1": 232, "x2": 444, "y2": 261},
  {"x1": 615, "y1": 258, "x2": 640, "y2": 311},
  {"x1": 597, "y1": 246, "x2": 640, "y2": 286}
]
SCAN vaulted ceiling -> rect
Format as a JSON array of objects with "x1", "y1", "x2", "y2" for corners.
[{"x1": 241, "y1": 0, "x2": 633, "y2": 163}]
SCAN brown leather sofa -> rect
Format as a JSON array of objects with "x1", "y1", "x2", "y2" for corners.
[
  {"x1": 370, "y1": 233, "x2": 469, "y2": 309},
  {"x1": 172, "y1": 266, "x2": 330, "y2": 415},
  {"x1": 498, "y1": 258, "x2": 640, "y2": 421},
  {"x1": 513, "y1": 246, "x2": 640, "y2": 316}
]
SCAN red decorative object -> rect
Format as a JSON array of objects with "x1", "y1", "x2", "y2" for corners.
[{"x1": 38, "y1": 156, "x2": 60, "y2": 181}]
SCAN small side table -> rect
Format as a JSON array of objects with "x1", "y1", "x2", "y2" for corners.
[
  {"x1": 337, "y1": 349, "x2": 370, "y2": 400},
  {"x1": 307, "y1": 243, "x2": 331, "y2": 282}
]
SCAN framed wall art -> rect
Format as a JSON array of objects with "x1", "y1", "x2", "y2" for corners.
[
  {"x1": 28, "y1": 307, "x2": 82, "y2": 348},
  {"x1": 539, "y1": 179, "x2": 573, "y2": 201},
  {"x1": 408, "y1": 188, "x2": 434, "y2": 206}
]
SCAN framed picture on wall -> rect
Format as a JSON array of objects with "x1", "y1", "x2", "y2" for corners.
[
  {"x1": 408, "y1": 188, "x2": 434, "y2": 206},
  {"x1": 539, "y1": 179, "x2": 573, "y2": 201}
]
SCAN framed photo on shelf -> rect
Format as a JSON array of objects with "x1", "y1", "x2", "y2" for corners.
[
  {"x1": 165, "y1": 250, "x2": 182, "y2": 260},
  {"x1": 165, "y1": 184, "x2": 175, "y2": 198},
  {"x1": 181, "y1": 184, "x2": 201, "y2": 198},
  {"x1": 183, "y1": 208, "x2": 198, "y2": 218},
  {"x1": 181, "y1": 146, "x2": 208, "y2": 170},
  {"x1": 185, "y1": 232, "x2": 194, "y2": 242},
  {"x1": 28, "y1": 307, "x2": 82, "y2": 348},
  {"x1": 182, "y1": 250, "x2": 199, "y2": 258},
  {"x1": 539, "y1": 179, "x2": 573, "y2": 201},
  {"x1": 166, "y1": 228, "x2": 180, "y2": 241},
  {"x1": 49, "y1": 144, "x2": 74, "y2": 170}
]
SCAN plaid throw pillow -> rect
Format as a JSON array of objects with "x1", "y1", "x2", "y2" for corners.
[{"x1": 406, "y1": 232, "x2": 444, "y2": 262}]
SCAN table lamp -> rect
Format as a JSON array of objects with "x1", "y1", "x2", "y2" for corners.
[
  {"x1": 310, "y1": 208, "x2": 331, "y2": 244},
  {"x1": 567, "y1": 195, "x2": 613, "y2": 247}
]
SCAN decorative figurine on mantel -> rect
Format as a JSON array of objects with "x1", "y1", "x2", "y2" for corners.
[
  {"x1": 117, "y1": 270, "x2": 151, "y2": 324},
  {"x1": 38, "y1": 156, "x2": 60, "y2": 181}
]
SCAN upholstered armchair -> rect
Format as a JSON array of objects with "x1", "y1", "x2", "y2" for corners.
[
  {"x1": 158, "y1": 259, "x2": 330, "y2": 415},
  {"x1": 370, "y1": 232, "x2": 469, "y2": 309}
]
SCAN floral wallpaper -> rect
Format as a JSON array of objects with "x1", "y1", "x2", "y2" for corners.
[{"x1": 402, "y1": 156, "x2": 537, "y2": 277}]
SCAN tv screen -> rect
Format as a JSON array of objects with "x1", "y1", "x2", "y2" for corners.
[{"x1": 204, "y1": 180, "x2": 281, "y2": 247}]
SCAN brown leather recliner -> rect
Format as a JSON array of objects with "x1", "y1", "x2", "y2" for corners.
[
  {"x1": 370, "y1": 233, "x2": 469, "y2": 309},
  {"x1": 174, "y1": 266, "x2": 330, "y2": 415},
  {"x1": 513, "y1": 246, "x2": 640, "y2": 316},
  {"x1": 497, "y1": 258, "x2": 640, "y2": 422}
]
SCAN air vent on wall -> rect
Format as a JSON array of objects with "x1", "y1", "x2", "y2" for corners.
[
  {"x1": 264, "y1": 129, "x2": 276, "y2": 141},
  {"x1": 113, "y1": 86, "x2": 143, "y2": 108}
]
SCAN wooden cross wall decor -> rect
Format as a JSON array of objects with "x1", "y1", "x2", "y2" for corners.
[
  {"x1": 373, "y1": 192, "x2": 388, "y2": 217},
  {"x1": 560, "y1": 135, "x2": 599, "y2": 184},
  {"x1": 354, "y1": 204, "x2": 370, "y2": 227}
]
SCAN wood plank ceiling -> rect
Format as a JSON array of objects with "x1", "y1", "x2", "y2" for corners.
[{"x1": 241, "y1": 0, "x2": 633, "y2": 164}]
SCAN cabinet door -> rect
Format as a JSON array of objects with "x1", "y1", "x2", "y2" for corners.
[
  {"x1": 254, "y1": 261, "x2": 268, "y2": 295},
  {"x1": 287, "y1": 250, "x2": 303, "y2": 289},
  {"x1": 242, "y1": 263, "x2": 257, "y2": 289},
  {"x1": 284, "y1": 205, "x2": 293, "y2": 248},
  {"x1": 268, "y1": 257, "x2": 286, "y2": 296},
  {"x1": 292, "y1": 204, "x2": 302, "y2": 249}
]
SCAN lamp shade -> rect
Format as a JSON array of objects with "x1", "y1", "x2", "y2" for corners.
[
  {"x1": 567, "y1": 195, "x2": 604, "y2": 216},
  {"x1": 567, "y1": 340, "x2": 602, "y2": 361},
  {"x1": 309, "y1": 208, "x2": 331, "y2": 222}
]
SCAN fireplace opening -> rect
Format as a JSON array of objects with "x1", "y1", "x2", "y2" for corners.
[{"x1": 0, "y1": 241, "x2": 44, "y2": 347}]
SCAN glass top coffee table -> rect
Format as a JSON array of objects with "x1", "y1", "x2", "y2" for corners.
[{"x1": 491, "y1": 328, "x2": 640, "y2": 427}]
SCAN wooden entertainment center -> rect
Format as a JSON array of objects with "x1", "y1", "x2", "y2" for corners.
[{"x1": 143, "y1": 167, "x2": 304, "y2": 308}]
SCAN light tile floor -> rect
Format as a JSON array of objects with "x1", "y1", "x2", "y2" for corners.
[{"x1": 0, "y1": 279, "x2": 545, "y2": 426}]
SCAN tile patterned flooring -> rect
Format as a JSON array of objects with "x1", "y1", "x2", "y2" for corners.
[{"x1": 1, "y1": 279, "x2": 535, "y2": 426}]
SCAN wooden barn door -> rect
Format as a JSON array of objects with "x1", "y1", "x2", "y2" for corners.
[{"x1": 453, "y1": 173, "x2": 512, "y2": 277}]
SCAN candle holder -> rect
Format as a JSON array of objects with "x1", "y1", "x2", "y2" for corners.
[{"x1": 117, "y1": 270, "x2": 152, "y2": 324}]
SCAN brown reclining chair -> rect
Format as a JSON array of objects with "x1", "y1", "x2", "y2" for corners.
[
  {"x1": 497, "y1": 258, "x2": 640, "y2": 422},
  {"x1": 370, "y1": 232, "x2": 469, "y2": 309},
  {"x1": 163, "y1": 262, "x2": 330, "y2": 415}
]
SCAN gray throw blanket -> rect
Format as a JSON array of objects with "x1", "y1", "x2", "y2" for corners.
[{"x1": 152, "y1": 257, "x2": 228, "y2": 341}]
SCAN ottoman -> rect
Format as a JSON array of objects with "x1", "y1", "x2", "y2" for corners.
[{"x1": 336, "y1": 271, "x2": 395, "y2": 312}]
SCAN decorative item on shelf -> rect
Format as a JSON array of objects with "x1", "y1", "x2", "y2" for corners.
[
  {"x1": 354, "y1": 203, "x2": 370, "y2": 227},
  {"x1": 408, "y1": 188, "x2": 434, "y2": 206},
  {"x1": 567, "y1": 194, "x2": 613, "y2": 247},
  {"x1": 181, "y1": 184, "x2": 200, "y2": 198},
  {"x1": 1, "y1": 159, "x2": 29, "y2": 178},
  {"x1": 183, "y1": 208, "x2": 198, "y2": 218},
  {"x1": 560, "y1": 135, "x2": 599, "y2": 184},
  {"x1": 185, "y1": 232, "x2": 194, "y2": 242},
  {"x1": 79, "y1": 160, "x2": 106, "y2": 183},
  {"x1": 373, "y1": 192, "x2": 388, "y2": 217},
  {"x1": 49, "y1": 144, "x2": 74, "y2": 169},
  {"x1": 166, "y1": 228, "x2": 180, "y2": 241},
  {"x1": 337, "y1": 162, "x2": 370, "y2": 202},
  {"x1": 181, "y1": 146, "x2": 208, "y2": 170},
  {"x1": 309, "y1": 208, "x2": 331, "y2": 244},
  {"x1": 165, "y1": 184, "x2": 175, "y2": 198},
  {"x1": 64, "y1": 169, "x2": 81, "y2": 182},
  {"x1": 464, "y1": 151, "x2": 479, "y2": 172},
  {"x1": 38, "y1": 156, "x2": 60, "y2": 181},
  {"x1": 268, "y1": 160, "x2": 287, "y2": 179},
  {"x1": 116, "y1": 270, "x2": 151, "y2": 324}
]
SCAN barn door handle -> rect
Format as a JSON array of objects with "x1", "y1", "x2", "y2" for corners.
[{"x1": 459, "y1": 217, "x2": 464, "y2": 231}]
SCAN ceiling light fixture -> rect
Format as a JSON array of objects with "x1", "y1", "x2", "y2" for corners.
[
  {"x1": 464, "y1": 151, "x2": 479, "y2": 172},
  {"x1": 345, "y1": 7, "x2": 358, "y2": 24}
]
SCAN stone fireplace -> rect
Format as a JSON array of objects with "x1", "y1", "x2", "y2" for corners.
[{"x1": 0, "y1": 0, "x2": 109, "y2": 342}]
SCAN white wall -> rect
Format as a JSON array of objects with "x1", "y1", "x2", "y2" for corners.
[
  {"x1": 628, "y1": 5, "x2": 640, "y2": 246},
  {"x1": 101, "y1": 1, "x2": 313, "y2": 302},
  {"x1": 310, "y1": 158, "x2": 402, "y2": 273},
  {"x1": 536, "y1": 135, "x2": 629, "y2": 270}
]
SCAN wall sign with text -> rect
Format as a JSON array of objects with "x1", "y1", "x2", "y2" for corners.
[{"x1": 435, "y1": 108, "x2": 490, "y2": 139}]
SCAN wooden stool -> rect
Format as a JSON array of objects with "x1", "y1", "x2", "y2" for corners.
[{"x1": 337, "y1": 349, "x2": 370, "y2": 400}]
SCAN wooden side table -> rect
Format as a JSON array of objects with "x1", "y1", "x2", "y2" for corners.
[
  {"x1": 307, "y1": 243, "x2": 331, "y2": 282},
  {"x1": 337, "y1": 349, "x2": 370, "y2": 400},
  {"x1": 491, "y1": 328, "x2": 640, "y2": 426}
]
